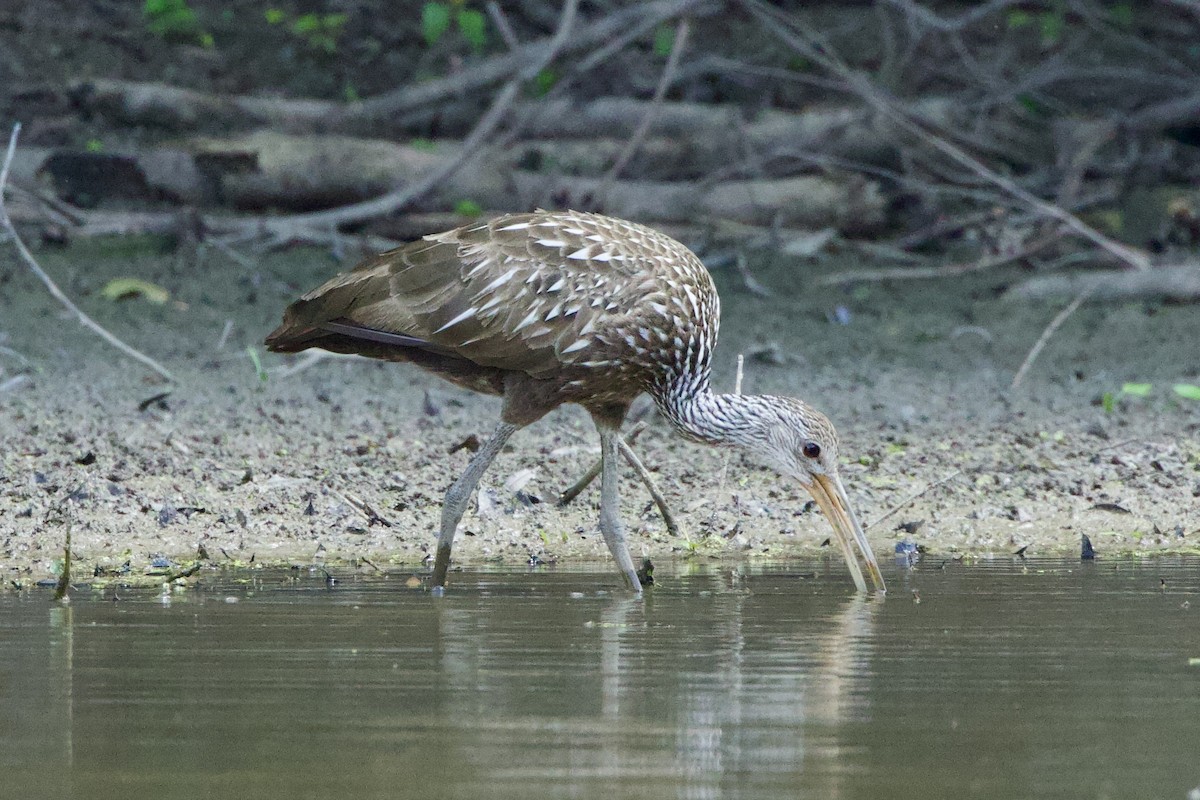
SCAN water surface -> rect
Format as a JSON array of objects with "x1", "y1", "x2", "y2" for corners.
[{"x1": 2, "y1": 558, "x2": 1198, "y2": 799}]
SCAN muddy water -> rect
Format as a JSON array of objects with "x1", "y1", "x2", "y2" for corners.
[{"x1": 2, "y1": 558, "x2": 1198, "y2": 799}]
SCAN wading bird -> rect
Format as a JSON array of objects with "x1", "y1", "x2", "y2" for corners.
[{"x1": 266, "y1": 211, "x2": 885, "y2": 594}]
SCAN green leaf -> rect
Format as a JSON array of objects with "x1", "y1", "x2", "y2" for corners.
[
  {"x1": 85, "y1": 139, "x2": 104, "y2": 153},
  {"x1": 264, "y1": 8, "x2": 284, "y2": 24},
  {"x1": 1120, "y1": 382, "x2": 1153, "y2": 397},
  {"x1": 1172, "y1": 384, "x2": 1200, "y2": 401},
  {"x1": 246, "y1": 346, "x2": 268, "y2": 385},
  {"x1": 531, "y1": 67, "x2": 558, "y2": 97},
  {"x1": 1039, "y1": 11, "x2": 1064, "y2": 46},
  {"x1": 422, "y1": 2, "x2": 451, "y2": 45},
  {"x1": 1006, "y1": 9, "x2": 1032, "y2": 28},
  {"x1": 457, "y1": 8, "x2": 487, "y2": 51},
  {"x1": 1016, "y1": 94, "x2": 1051, "y2": 117},
  {"x1": 143, "y1": 0, "x2": 200, "y2": 38},
  {"x1": 1101, "y1": 392, "x2": 1114, "y2": 414},
  {"x1": 1110, "y1": 2, "x2": 1133, "y2": 28},
  {"x1": 454, "y1": 199, "x2": 483, "y2": 217},
  {"x1": 343, "y1": 83, "x2": 360, "y2": 103},
  {"x1": 292, "y1": 13, "x2": 319, "y2": 34},
  {"x1": 100, "y1": 278, "x2": 170, "y2": 304},
  {"x1": 652, "y1": 25, "x2": 675, "y2": 58}
]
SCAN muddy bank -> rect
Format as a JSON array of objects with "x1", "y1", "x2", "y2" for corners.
[{"x1": 1, "y1": 238, "x2": 1198, "y2": 584}]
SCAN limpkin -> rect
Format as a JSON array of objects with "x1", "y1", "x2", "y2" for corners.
[{"x1": 265, "y1": 210, "x2": 885, "y2": 594}]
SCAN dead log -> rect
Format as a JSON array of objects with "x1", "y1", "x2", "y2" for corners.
[
  {"x1": 66, "y1": 81, "x2": 910, "y2": 171},
  {"x1": 69, "y1": 0, "x2": 716, "y2": 136},
  {"x1": 22, "y1": 132, "x2": 885, "y2": 232},
  {"x1": 1004, "y1": 265, "x2": 1200, "y2": 302},
  {"x1": 187, "y1": 133, "x2": 508, "y2": 211},
  {"x1": 510, "y1": 172, "x2": 886, "y2": 232},
  {"x1": 22, "y1": 134, "x2": 513, "y2": 213},
  {"x1": 69, "y1": 79, "x2": 333, "y2": 135}
]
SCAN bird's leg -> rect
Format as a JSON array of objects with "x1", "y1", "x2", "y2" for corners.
[
  {"x1": 598, "y1": 428, "x2": 642, "y2": 594},
  {"x1": 431, "y1": 421, "x2": 519, "y2": 592},
  {"x1": 614, "y1": 437, "x2": 679, "y2": 538},
  {"x1": 559, "y1": 422, "x2": 678, "y2": 536}
]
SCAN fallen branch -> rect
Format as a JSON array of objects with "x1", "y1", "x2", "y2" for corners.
[
  {"x1": 511, "y1": 172, "x2": 886, "y2": 230},
  {"x1": 744, "y1": 0, "x2": 1154, "y2": 272},
  {"x1": 820, "y1": 226, "x2": 1064, "y2": 284},
  {"x1": 1010, "y1": 288, "x2": 1093, "y2": 391},
  {"x1": 596, "y1": 16, "x2": 691, "y2": 198},
  {"x1": 0, "y1": 123, "x2": 174, "y2": 383},
  {"x1": 865, "y1": 469, "x2": 963, "y2": 530},
  {"x1": 1004, "y1": 264, "x2": 1200, "y2": 302}
]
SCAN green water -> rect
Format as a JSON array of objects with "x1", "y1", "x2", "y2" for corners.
[{"x1": 2, "y1": 558, "x2": 1198, "y2": 799}]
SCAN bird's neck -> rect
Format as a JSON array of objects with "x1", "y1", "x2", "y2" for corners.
[{"x1": 654, "y1": 374, "x2": 763, "y2": 448}]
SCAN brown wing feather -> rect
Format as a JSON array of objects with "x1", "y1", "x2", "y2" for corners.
[{"x1": 266, "y1": 210, "x2": 719, "y2": 386}]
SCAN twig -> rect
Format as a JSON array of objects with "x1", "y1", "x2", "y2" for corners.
[
  {"x1": 336, "y1": 488, "x2": 393, "y2": 528},
  {"x1": 486, "y1": 1, "x2": 520, "y2": 50},
  {"x1": 205, "y1": 237, "x2": 257, "y2": 269},
  {"x1": 557, "y1": 420, "x2": 650, "y2": 506},
  {"x1": 161, "y1": 562, "x2": 202, "y2": 582},
  {"x1": 882, "y1": 0, "x2": 1025, "y2": 33},
  {"x1": 820, "y1": 226, "x2": 1064, "y2": 285},
  {"x1": 570, "y1": 1, "x2": 707, "y2": 76},
  {"x1": 0, "y1": 124, "x2": 174, "y2": 383},
  {"x1": 357, "y1": 0, "x2": 704, "y2": 123},
  {"x1": 0, "y1": 375, "x2": 30, "y2": 393},
  {"x1": 1010, "y1": 287, "x2": 1093, "y2": 390},
  {"x1": 0, "y1": 343, "x2": 32, "y2": 366},
  {"x1": 865, "y1": 469, "x2": 962, "y2": 530},
  {"x1": 888, "y1": 209, "x2": 999, "y2": 250},
  {"x1": 734, "y1": 252, "x2": 773, "y2": 296},
  {"x1": 1056, "y1": 121, "x2": 1116, "y2": 211},
  {"x1": 597, "y1": 16, "x2": 691, "y2": 198},
  {"x1": 272, "y1": 349, "x2": 345, "y2": 377},
  {"x1": 1163, "y1": 0, "x2": 1200, "y2": 23},
  {"x1": 216, "y1": 319, "x2": 234, "y2": 351}
]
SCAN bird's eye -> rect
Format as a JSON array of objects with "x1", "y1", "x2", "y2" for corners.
[{"x1": 802, "y1": 441, "x2": 821, "y2": 459}]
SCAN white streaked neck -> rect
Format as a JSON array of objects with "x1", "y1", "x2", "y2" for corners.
[{"x1": 653, "y1": 375, "x2": 766, "y2": 448}]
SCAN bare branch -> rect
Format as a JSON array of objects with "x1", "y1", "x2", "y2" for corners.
[
  {"x1": 256, "y1": 0, "x2": 580, "y2": 243},
  {"x1": 882, "y1": 0, "x2": 1026, "y2": 33},
  {"x1": 1010, "y1": 288, "x2": 1093, "y2": 391},
  {"x1": 743, "y1": 0, "x2": 1153, "y2": 271},
  {"x1": 355, "y1": 0, "x2": 705, "y2": 124},
  {"x1": 598, "y1": 16, "x2": 692, "y2": 195},
  {"x1": 0, "y1": 124, "x2": 174, "y2": 383},
  {"x1": 866, "y1": 470, "x2": 963, "y2": 530},
  {"x1": 820, "y1": 227, "x2": 1065, "y2": 285},
  {"x1": 486, "y1": 1, "x2": 520, "y2": 50}
]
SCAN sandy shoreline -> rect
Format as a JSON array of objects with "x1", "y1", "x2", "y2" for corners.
[{"x1": 2, "y1": 239, "x2": 1198, "y2": 584}]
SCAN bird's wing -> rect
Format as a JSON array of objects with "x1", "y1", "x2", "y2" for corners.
[{"x1": 268, "y1": 211, "x2": 700, "y2": 378}]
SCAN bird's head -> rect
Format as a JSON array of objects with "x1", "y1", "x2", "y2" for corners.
[{"x1": 743, "y1": 396, "x2": 886, "y2": 593}]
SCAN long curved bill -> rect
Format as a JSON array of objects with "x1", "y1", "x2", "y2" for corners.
[{"x1": 808, "y1": 472, "x2": 886, "y2": 593}]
